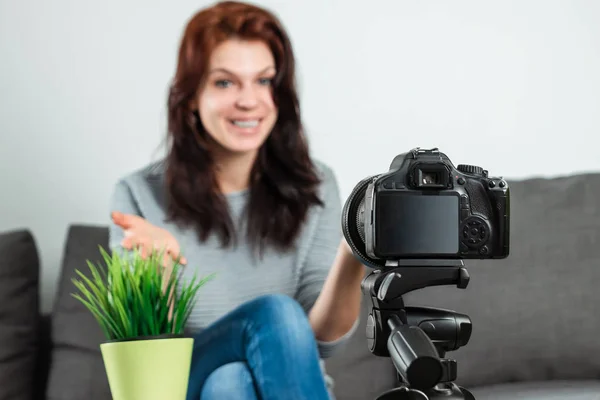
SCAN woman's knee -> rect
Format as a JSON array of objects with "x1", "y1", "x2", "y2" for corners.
[
  {"x1": 247, "y1": 294, "x2": 307, "y2": 323},
  {"x1": 244, "y1": 294, "x2": 316, "y2": 344},
  {"x1": 200, "y1": 362, "x2": 257, "y2": 400}
]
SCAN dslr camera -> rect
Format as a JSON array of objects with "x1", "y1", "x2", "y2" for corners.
[
  {"x1": 342, "y1": 147, "x2": 511, "y2": 400},
  {"x1": 343, "y1": 147, "x2": 510, "y2": 269}
]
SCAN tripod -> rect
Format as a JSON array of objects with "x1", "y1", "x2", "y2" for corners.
[{"x1": 361, "y1": 259, "x2": 476, "y2": 400}]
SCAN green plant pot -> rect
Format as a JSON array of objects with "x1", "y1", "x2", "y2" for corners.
[{"x1": 100, "y1": 336, "x2": 194, "y2": 400}]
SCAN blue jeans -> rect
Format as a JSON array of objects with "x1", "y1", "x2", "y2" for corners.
[{"x1": 185, "y1": 294, "x2": 332, "y2": 400}]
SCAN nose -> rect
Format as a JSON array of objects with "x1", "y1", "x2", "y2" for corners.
[{"x1": 235, "y1": 84, "x2": 259, "y2": 110}]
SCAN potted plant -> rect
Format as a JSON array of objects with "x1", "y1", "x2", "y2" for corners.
[{"x1": 71, "y1": 246, "x2": 214, "y2": 400}]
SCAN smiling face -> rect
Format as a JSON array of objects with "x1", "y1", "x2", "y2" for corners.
[{"x1": 194, "y1": 39, "x2": 278, "y2": 159}]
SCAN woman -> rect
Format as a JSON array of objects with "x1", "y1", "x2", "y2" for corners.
[{"x1": 109, "y1": 1, "x2": 366, "y2": 399}]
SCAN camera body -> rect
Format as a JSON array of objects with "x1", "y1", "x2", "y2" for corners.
[{"x1": 362, "y1": 147, "x2": 509, "y2": 261}]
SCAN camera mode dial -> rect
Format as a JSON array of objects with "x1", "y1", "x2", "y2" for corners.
[{"x1": 457, "y1": 164, "x2": 484, "y2": 176}]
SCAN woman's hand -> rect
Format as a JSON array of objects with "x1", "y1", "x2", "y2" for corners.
[
  {"x1": 111, "y1": 211, "x2": 186, "y2": 321},
  {"x1": 111, "y1": 211, "x2": 187, "y2": 266}
]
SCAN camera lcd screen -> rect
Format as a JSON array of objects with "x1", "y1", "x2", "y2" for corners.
[{"x1": 375, "y1": 192, "x2": 459, "y2": 257}]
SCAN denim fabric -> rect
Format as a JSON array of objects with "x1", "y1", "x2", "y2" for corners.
[
  {"x1": 186, "y1": 294, "x2": 331, "y2": 400},
  {"x1": 200, "y1": 362, "x2": 257, "y2": 399}
]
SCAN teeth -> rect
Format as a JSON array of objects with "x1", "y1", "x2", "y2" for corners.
[{"x1": 232, "y1": 120, "x2": 259, "y2": 128}]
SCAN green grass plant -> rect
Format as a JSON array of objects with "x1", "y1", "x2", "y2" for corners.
[{"x1": 71, "y1": 246, "x2": 214, "y2": 341}]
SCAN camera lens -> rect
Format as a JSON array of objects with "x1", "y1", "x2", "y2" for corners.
[{"x1": 341, "y1": 175, "x2": 386, "y2": 269}]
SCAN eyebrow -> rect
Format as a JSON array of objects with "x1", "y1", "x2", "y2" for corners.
[{"x1": 208, "y1": 66, "x2": 276, "y2": 75}]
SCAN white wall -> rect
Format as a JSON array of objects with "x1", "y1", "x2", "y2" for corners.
[{"x1": 1, "y1": 0, "x2": 599, "y2": 312}]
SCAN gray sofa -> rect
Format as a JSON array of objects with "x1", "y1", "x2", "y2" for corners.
[{"x1": 1, "y1": 171, "x2": 600, "y2": 400}]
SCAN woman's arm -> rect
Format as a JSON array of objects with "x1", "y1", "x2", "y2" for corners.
[
  {"x1": 308, "y1": 240, "x2": 366, "y2": 342},
  {"x1": 294, "y1": 163, "x2": 366, "y2": 357}
]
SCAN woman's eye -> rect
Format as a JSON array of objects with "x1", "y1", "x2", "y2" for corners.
[
  {"x1": 258, "y1": 78, "x2": 273, "y2": 86},
  {"x1": 215, "y1": 80, "x2": 232, "y2": 88}
]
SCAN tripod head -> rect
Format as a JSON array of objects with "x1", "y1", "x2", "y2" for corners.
[{"x1": 361, "y1": 259, "x2": 476, "y2": 400}]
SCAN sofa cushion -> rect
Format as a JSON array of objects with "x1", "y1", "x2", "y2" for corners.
[
  {"x1": 403, "y1": 173, "x2": 600, "y2": 389},
  {"x1": 46, "y1": 225, "x2": 112, "y2": 400},
  {"x1": 469, "y1": 380, "x2": 600, "y2": 400},
  {"x1": 0, "y1": 229, "x2": 40, "y2": 400}
]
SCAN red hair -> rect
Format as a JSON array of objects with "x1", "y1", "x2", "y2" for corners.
[{"x1": 165, "y1": 1, "x2": 323, "y2": 254}]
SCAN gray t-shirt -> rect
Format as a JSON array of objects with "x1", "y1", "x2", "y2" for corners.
[{"x1": 107, "y1": 158, "x2": 358, "y2": 392}]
